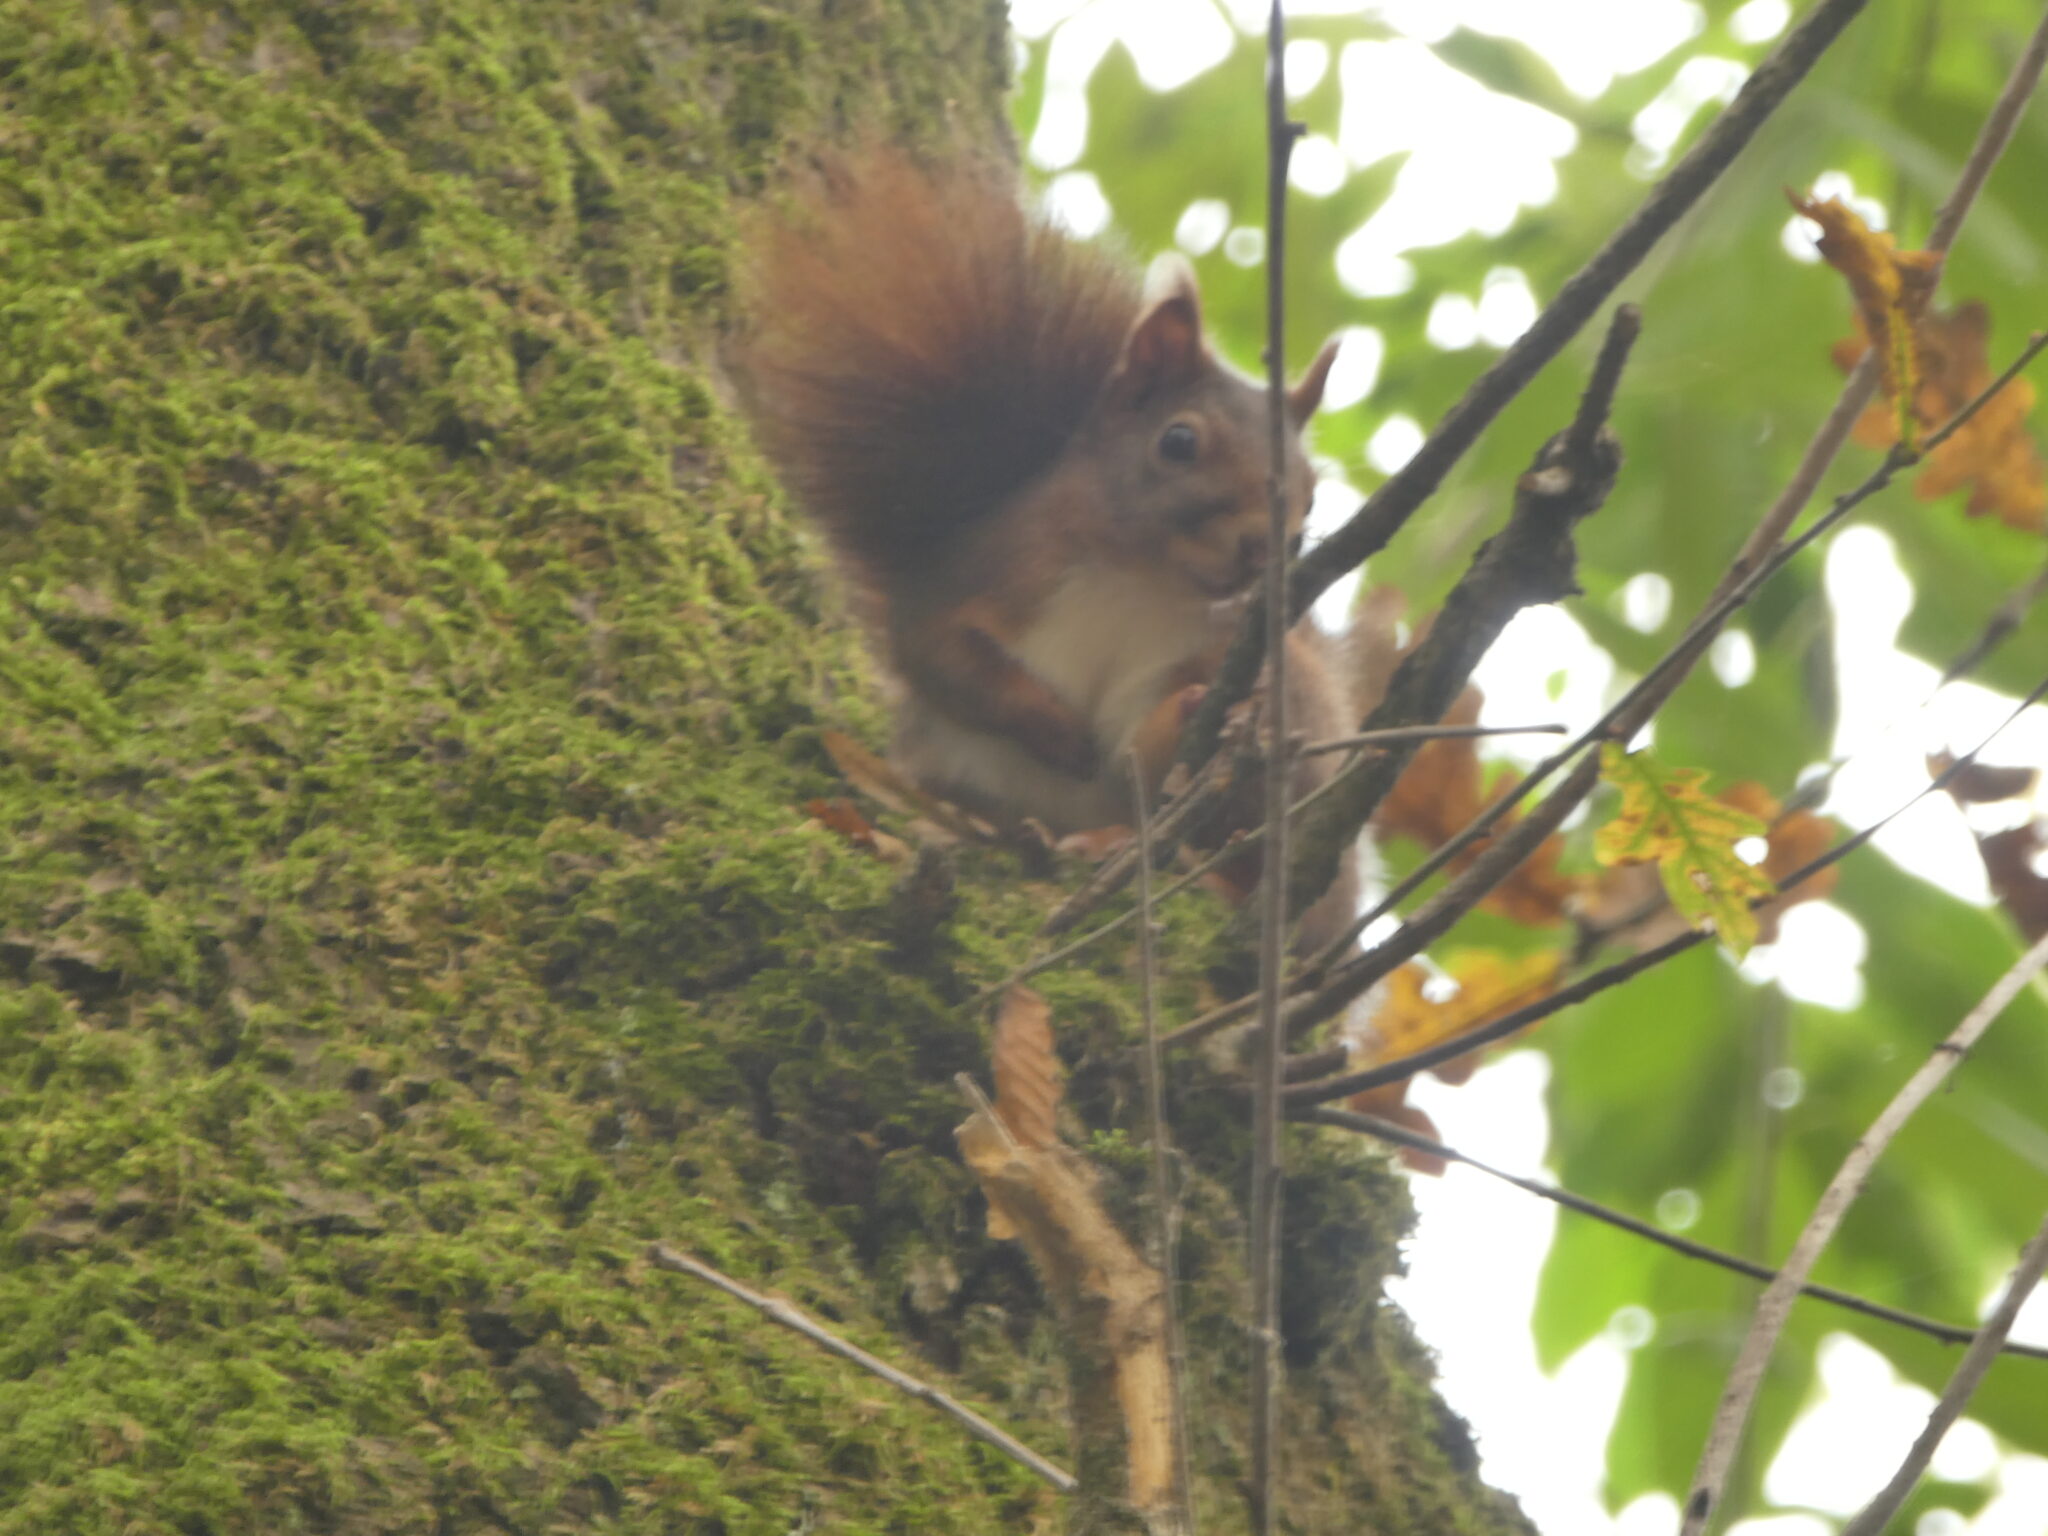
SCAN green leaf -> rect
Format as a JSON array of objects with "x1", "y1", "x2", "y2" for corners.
[{"x1": 1596, "y1": 744, "x2": 1774, "y2": 957}]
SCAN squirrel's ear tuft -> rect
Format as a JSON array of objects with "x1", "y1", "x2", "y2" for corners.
[
  {"x1": 1288, "y1": 337, "x2": 1341, "y2": 423},
  {"x1": 1108, "y1": 254, "x2": 1207, "y2": 407}
]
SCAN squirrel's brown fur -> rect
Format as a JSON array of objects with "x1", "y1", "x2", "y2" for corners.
[
  {"x1": 740, "y1": 151, "x2": 1143, "y2": 593},
  {"x1": 736, "y1": 147, "x2": 1363, "y2": 950}
]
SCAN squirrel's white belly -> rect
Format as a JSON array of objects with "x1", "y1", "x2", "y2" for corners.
[{"x1": 895, "y1": 565, "x2": 1224, "y2": 833}]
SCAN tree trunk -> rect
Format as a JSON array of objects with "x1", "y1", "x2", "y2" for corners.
[{"x1": 0, "y1": 2, "x2": 1534, "y2": 1531}]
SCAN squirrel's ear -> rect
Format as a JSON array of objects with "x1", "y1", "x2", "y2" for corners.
[
  {"x1": 1288, "y1": 338, "x2": 1341, "y2": 423},
  {"x1": 1108, "y1": 254, "x2": 1207, "y2": 407}
]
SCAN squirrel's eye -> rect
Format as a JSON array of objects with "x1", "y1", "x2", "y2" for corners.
[{"x1": 1158, "y1": 423, "x2": 1200, "y2": 463}]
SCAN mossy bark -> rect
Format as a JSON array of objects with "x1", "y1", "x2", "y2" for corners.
[{"x1": 0, "y1": 3, "x2": 1534, "y2": 1532}]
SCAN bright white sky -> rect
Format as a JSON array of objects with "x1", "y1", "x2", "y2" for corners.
[{"x1": 1010, "y1": 3, "x2": 2048, "y2": 1534}]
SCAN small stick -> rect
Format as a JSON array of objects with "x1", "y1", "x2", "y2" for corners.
[
  {"x1": 1294, "y1": 722, "x2": 1567, "y2": 758},
  {"x1": 1679, "y1": 927, "x2": 2048, "y2": 1536},
  {"x1": 1039, "y1": 747, "x2": 1232, "y2": 938},
  {"x1": 1839, "y1": 1208, "x2": 2048, "y2": 1536},
  {"x1": 1128, "y1": 758, "x2": 1197, "y2": 1532},
  {"x1": 647, "y1": 1243, "x2": 1077, "y2": 1494},
  {"x1": 1281, "y1": 670, "x2": 2048, "y2": 1104},
  {"x1": 1303, "y1": 1107, "x2": 2048, "y2": 1364},
  {"x1": 1293, "y1": 325, "x2": 2048, "y2": 1020},
  {"x1": 1940, "y1": 556, "x2": 2048, "y2": 686},
  {"x1": 1177, "y1": 0, "x2": 1873, "y2": 769},
  {"x1": 1248, "y1": 4, "x2": 1299, "y2": 1525},
  {"x1": 970, "y1": 754, "x2": 1357, "y2": 1007}
]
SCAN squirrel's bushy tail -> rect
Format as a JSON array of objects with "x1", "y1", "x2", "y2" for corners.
[{"x1": 737, "y1": 149, "x2": 1141, "y2": 589}]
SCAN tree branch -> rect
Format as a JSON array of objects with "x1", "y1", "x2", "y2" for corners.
[
  {"x1": 1248, "y1": 4, "x2": 1299, "y2": 1524},
  {"x1": 1839, "y1": 1208, "x2": 2048, "y2": 1536},
  {"x1": 1177, "y1": 0, "x2": 1873, "y2": 769},
  {"x1": 1296, "y1": 721, "x2": 1567, "y2": 758},
  {"x1": 1128, "y1": 759, "x2": 1197, "y2": 1534},
  {"x1": 648, "y1": 1244, "x2": 1077, "y2": 1494},
  {"x1": 1285, "y1": 306, "x2": 1636, "y2": 918},
  {"x1": 1381, "y1": 2, "x2": 2048, "y2": 879},
  {"x1": 1292, "y1": 323, "x2": 2048, "y2": 1028},
  {"x1": 1302, "y1": 1108, "x2": 2048, "y2": 1365},
  {"x1": 1281, "y1": 671, "x2": 2048, "y2": 1105},
  {"x1": 1679, "y1": 928, "x2": 2048, "y2": 1536}
]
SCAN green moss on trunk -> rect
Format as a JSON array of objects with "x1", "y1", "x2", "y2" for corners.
[{"x1": 0, "y1": 3, "x2": 1530, "y2": 1532}]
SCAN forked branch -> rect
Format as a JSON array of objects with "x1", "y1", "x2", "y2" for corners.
[{"x1": 1178, "y1": 0, "x2": 1874, "y2": 769}]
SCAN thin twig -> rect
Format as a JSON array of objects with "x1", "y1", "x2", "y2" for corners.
[
  {"x1": 1177, "y1": 0, "x2": 1872, "y2": 770},
  {"x1": 1295, "y1": 722, "x2": 1567, "y2": 758},
  {"x1": 1302, "y1": 1107, "x2": 2048, "y2": 1365},
  {"x1": 1373, "y1": 3, "x2": 2048, "y2": 903},
  {"x1": 1040, "y1": 746, "x2": 1234, "y2": 938},
  {"x1": 1129, "y1": 758, "x2": 1196, "y2": 1533},
  {"x1": 1941, "y1": 555, "x2": 2048, "y2": 686},
  {"x1": 1286, "y1": 304, "x2": 1636, "y2": 918},
  {"x1": 1248, "y1": 5, "x2": 1297, "y2": 1525},
  {"x1": 1293, "y1": 326, "x2": 2048, "y2": 1030},
  {"x1": 1839, "y1": 1208, "x2": 2048, "y2": 1536},
  {"x1": 1924, "y1": 4, "x2": 2048, "y2": 255},
  {"x1": 1679, "y1": 928, "x2": 2048, "y2": 1536},
  {"x1": 974, "y1": 747, "x2": 1359, "y2": 1007},
  {"x1": 1282, "y1": 671, "x2": 2048, "y2": 1105},
  {"x1": 1169, "y1": 643, "x2": 2048, "y2": 1060},
  {"x1": 648, "y1": 1243, "x2": 1077, "y2": 1493}
]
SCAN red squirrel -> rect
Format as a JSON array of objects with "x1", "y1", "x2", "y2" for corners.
[{"x1": 739, "y1": 149, "x2": 1361, "y2": 946}]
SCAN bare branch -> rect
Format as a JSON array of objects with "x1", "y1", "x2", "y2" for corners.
[
  {"x1": 648, "y1": 1244, "x2": 1076, "y2": 1493},
  {"x1": 1282, "y1": 671, "x2": 2048, "y2": 1105},
  {"x1": 1680, "y1": 928, "x2": 2048, "y2": 1536},
  {"x1": 1840, "y1": 1209, "x2": 2048, "y2": 1536},
  {"x1": 1298, "y1": 322, "x2": 2048, "y2": 1017},
  {"x1": 1303, "y1": 1108, "x2": 2048, "y2": 1365},
  {"x1": 1296, "y1": 722, "x2": 1567, "y2": 757},
  {"x1": 1129, "y1": 759, "x2": 1197, "y2": 1534},
  {"x1": 1402, "y1": 3, "x2": 2048, "y2": 870},
  {"x1": 1924, "y1": 5, "x2": 2048, "y2": 255},
  {"x1": 1040, "y1": 745, "x2": 1235, "y2": 938},
  {"x1": 1178, "y1": 0, "x2": 1873, "y2": 768},
  {"x1": 1249, "y1": 4, "x2": 1299, "y2": 1523},
  {"x1": 1941, "y1": 555, "x2": 2048, "y2": 686},
  {"x1": 1286, "y1": 306, "x2": 1636, "y2": 917}
]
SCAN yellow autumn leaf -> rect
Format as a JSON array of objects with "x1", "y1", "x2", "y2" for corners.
[
  {"x1": 1365, "y1": 949, "x2": 1565, "y2": 1082},
  {"x1": 1596, "y1": 744, "x2": 1775, "y2": 957},
  {"x1": 1789, "y1": 191, "x2": 1943, "y2": 452}
]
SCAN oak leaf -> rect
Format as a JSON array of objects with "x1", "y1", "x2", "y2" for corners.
[
  {"x1": 1928, "y1": 751, "x2": 2039, "y2": 805},
  {"x1": 1717, "y1": 781, "x2": 1838, "y2": 944},
  {"x1": 1597, "y1": 745, "x2": 1774, "y2": 957},
  {"x1": 1976, "y1": 823, "x2": 2048, "y2": 942},
  {"x1": 1361, "y1": 950, "x2": 1564, "y2": 1086},
  {"x1": 1374, "y1": 686, "x2": 1579, "y2": 927},
  {"x1": 1344, "y1": 949, "x2": 1563, "y2": 1176},
  {"x1": 1790, "y1": 191, "x2": 1942, "y2": 450},
  {"x1": 1345, "y1": 1083, "x2": 1449, "y2": 1177},
  {"x1": 1836, "y1": 301, "x2": 2046, "y2": 532}
]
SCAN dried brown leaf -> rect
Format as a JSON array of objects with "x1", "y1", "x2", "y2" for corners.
[
  {"x1": 1929, "y1": 751, "x2": 2041, "y2": 805},
  {"x1": 1791, "y1": 191, "x2": 1943, "y2": 448},
  {"x1": 1837, "y1": 302, "x2": 2046, "y2": 531},
  {"x1": 1978, "y1": 822, "x2": 2048, "y2": 941},
  {"x1": 1376, "y1": 685, "x2": 1580, "y2": 927},
  {"x1": 992, "y1": 986, "x2": 1062, "y2": 1151}
]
